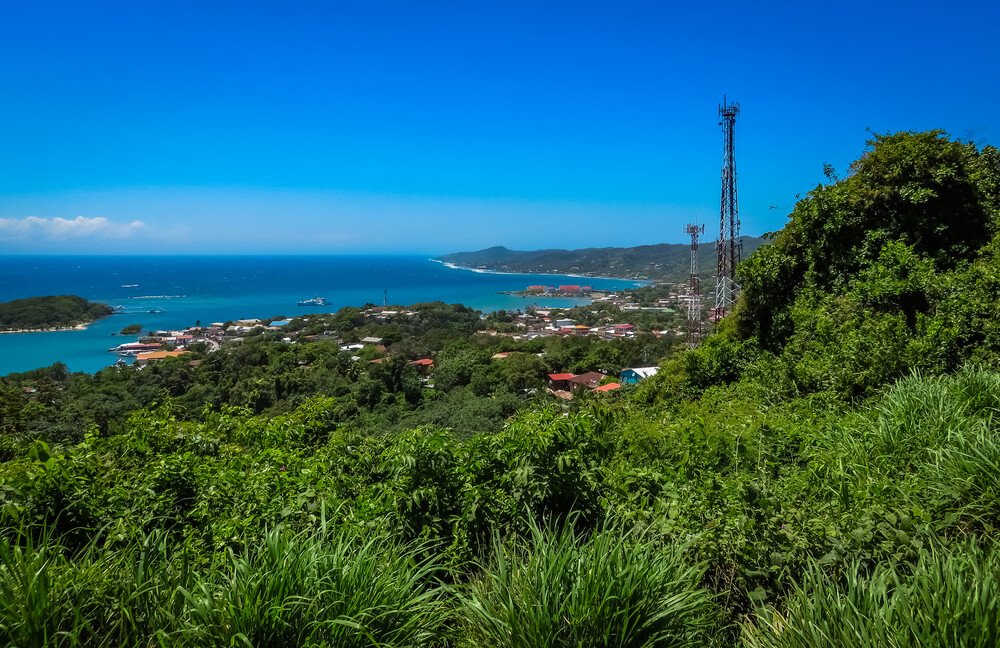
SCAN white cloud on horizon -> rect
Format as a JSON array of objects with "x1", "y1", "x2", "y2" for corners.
[
  {"x1": 0, "y1": 216, "x2": 145, "y2": 240},
  {"x1": 0, "y1": 187, "x2": 718, "y2": 253}
]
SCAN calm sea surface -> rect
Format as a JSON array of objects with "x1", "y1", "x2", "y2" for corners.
[{"x1": 0, "y1": 255, "x2": 644, "y2": 375}]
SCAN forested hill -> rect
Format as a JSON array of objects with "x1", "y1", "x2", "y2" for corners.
[
  {"x1": 438, "y1": 236, "x2": 767, "y2": 281},
  {"x1": 0, "y1": 295, "x2": 113, "y2": 331}
]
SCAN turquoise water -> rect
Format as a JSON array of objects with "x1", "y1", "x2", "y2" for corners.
[{"x1": 0, "y1": 256, "x2": 644, "y2": 375}]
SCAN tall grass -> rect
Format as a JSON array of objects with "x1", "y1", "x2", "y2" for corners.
[
  {"x1": 827, "y1": 368, "x2": 1000, "y2": 473},
  {"x1": 0, "y1": 533, "x2": 65, "y2": 647},
  {"x1": 816, "y1": 367, "x2": 1000, "y2": 524},
  {"x1": 742, "y1": 541, "x2": 1000, "y2": 648},
  {"x1": 0, "y1": 525, "x2": 448, "y2": 648},
  {"x1": 0, "y1": 529, "x2": 191, "y2": 647},
  {"x1": 459, "y1": 518, "x2": 717, "y2": 648},
  {"x1": 181, "y1": 526, "x2": 448, "y2": 647}
]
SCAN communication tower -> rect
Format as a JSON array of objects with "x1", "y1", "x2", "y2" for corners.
[
  {"x1": 684, "y1": 223, "x2": 704, "y2": 347},
  {"x1": 715, "y1": 97, "x2": 741, "y2": 319}
]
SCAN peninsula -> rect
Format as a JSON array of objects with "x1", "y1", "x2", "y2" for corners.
[
  {"x1": 0, "y1": 295, "x2": 114, "y2": 332},
  {"x1": 438, "y1": 236, "x2": 766, "y2": 282}
]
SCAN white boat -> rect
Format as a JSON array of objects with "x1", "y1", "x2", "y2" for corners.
[{"x1": 298, "y1": 296, "x2": 328, "y2": 306}]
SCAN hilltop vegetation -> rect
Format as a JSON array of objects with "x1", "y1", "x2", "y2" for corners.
[
  {"x1": 0, "y1": 295, "x2": 113, "y2": 331},
  {"x1": 439, "y1": 236, "x2": 766, "y2": 281},
  {"x1": 1, "y1": 130, "x2": 1000, "y2": 647}
]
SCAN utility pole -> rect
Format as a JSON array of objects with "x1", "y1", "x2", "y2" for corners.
[
  {"x1": 685, "y1": 223, "x2": 704, "y2": 347},
  {"x1": 715, "y1": 97, "x2": 741, "y2": 320}
]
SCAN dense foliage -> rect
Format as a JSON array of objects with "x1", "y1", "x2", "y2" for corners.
[
  {"x1": 732, "y1": 131, "x2": 1000, "y2": 397},
  {"x1": 1, "y1": 131, "x2": 1000, "y2": 646},
  {"x1": 0, "y1": 295, "x2": 113, "y2": 331}
]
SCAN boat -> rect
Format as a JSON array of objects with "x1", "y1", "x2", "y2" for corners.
[{"x1": 298, "y1": 296, "x2": 328, "y2": 306}]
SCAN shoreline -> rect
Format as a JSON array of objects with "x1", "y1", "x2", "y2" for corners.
[
  {"x1": 430, "y1": 258, "x2": 654, "y2": 284},
  {"x1": 0, "y1": 323, "x2": 90, "y2": 334}
]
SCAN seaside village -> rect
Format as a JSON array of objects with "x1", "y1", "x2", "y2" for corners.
[{"x1": 108, "y1": 283, "x2": 693, "y2": 399}]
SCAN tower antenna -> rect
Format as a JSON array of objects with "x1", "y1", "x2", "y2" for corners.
[
  {"x1": 684, "y1": 222, "x2": 705, "y2": 347},
  {"x1": 715, "y1": 97, "x2": 741, "y2": 320}
]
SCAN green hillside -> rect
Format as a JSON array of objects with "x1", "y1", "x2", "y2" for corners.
[
  {"x1": 0, "y1": 295, "x2": 113, "y2": 331},
  {"x1": 1, "y1": 131, "x2": 1000, "y2": 646},
  {"x1": 440, "y1": 236, "x2": 767, "y2": 281}
]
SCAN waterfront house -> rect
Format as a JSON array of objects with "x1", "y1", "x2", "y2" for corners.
[{"x1": 135, "y1": 350, "x2": 190, "y2": 366}]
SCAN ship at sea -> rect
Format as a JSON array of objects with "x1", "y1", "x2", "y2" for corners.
[{"x1": 297, "y1": 296, "x2": 328, "y2": 306}]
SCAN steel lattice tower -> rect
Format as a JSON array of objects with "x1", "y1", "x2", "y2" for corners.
[
  {"x1": 684, "y1": 223, "x2": 704, "y2": 347},
  {"x1": 715, "y1": 98, "x2": 741, "y2": 319}
]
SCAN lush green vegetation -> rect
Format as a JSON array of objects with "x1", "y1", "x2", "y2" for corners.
[
  {"x1": 1, "y1": 130, "x2": 999, "y2": 646},
  {"x1": 0, "y1": 296, "x2": 113, "y2": 331},
  {"x1": 440, "y1": 236, "x2": 766, "y2": 282},
  {"x1": 118, "y1": 324, "x2": 143, "y2": 335}
]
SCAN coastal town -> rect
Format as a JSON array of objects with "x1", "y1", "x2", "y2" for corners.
[{"x1": 105, "y1": 281, "x2": 691, "y2": 398}]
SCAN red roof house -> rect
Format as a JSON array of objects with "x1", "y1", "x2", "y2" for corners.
[
  {"x1": 568, "y1": 372, "x2": 607, "y2": 391},
  {"x1": 548, "y1": 372, "x2": 575, "y2": 390}
]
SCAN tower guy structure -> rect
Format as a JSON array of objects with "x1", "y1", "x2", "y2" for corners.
[
  {"x1": 714, "y1": 97, "x2": 741, "y2": 319},
  {"x1": 684, "y1": 223, "x2": 704, "y2": 347}
]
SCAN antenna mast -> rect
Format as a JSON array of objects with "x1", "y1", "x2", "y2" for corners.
[
  {"x1": 684, "y1": 223, "x2": 704, "y2": 347},
  {"x1": 715, "y1": 97, "x2": 741, "y2": 320}
]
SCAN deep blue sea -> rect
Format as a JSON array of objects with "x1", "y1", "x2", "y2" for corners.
[{"x1": 0, "y1": 256, "x2": 644, "y2": 375}]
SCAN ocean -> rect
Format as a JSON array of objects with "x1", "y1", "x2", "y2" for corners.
[{"x1": 0, "y1": 255, "x2": 645, "y2": 375}]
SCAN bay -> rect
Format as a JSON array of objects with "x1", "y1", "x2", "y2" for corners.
[{"x1": 0, "y1": 255, "x2": 644, "y2": 375}]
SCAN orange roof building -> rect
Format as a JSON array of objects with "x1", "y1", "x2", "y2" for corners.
[{"x1": 135, "y1": 350, "x2": 190, "y2": 363}]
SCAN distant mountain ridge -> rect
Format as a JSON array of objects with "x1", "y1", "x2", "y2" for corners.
[{"x1": 438, "y1": 236, "x2": 767, "y2": 282}]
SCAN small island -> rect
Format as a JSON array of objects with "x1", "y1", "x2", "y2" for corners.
[
  {"x1": 119, "y1": 323, "x2": 144, "y2": 335},
  {"x1": 0, "y1": 295, "x2": 114, "y2": 333}
]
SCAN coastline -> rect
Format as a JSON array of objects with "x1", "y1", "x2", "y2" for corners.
[
  {"x1": 0, "y1": 323, "x2": 90, "y2": 334},
  {"x1": 0, "y1": 256, "x2": 646, "y2": 375},
  {"x1": 430, "y1": 258, "x2": 653, "y2": 284}
]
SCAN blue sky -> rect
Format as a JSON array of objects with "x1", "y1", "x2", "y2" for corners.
[{"x1": 1, "y1": 1, "x2": 997, "y2": 254}]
